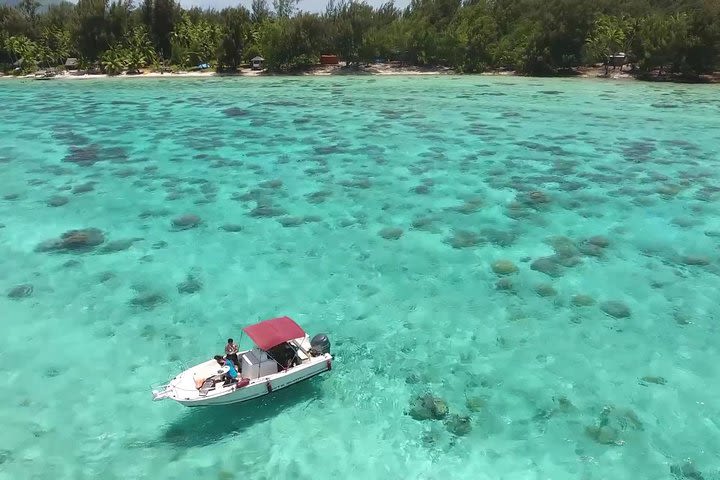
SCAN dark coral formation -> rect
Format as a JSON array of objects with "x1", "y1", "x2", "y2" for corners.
[
  {"x1": 72, "y1": 182, "x2": 96, "y2": 194},
  {"x1": 177, "y1": 274, "x2": 202, "y2": 294},
  {"x1": 671, "y1": 461, "x2": 705, "y2": 480},
  {"x1": 495, "y1": 277, "x2": 515, "y2": 293},
  {"x1": 639, "y1": 376, "x2": 667, "y2": 385},
  {"x1": 219, "y1": 224, "x2": 243, "y2": 232},
  {"x1": 306, "y1": 190, "x2": 332, "y2": 204},
  {"x1": 531, "y1": 257, "x2": 563, "y2": 278},
  {"x1": 585, "y1": 405, "x2": 643, "y2": 446},
  {"x1": 379, "y1": 227, "x2": 403, "y2": 240},
  {"x1": 98, "y1": 271, "x2": 116, "y2": 283},
  {"x1": 260, "y1": 179, "x2": 283, "y2": 189},
  {"x1": 62, "y1": 144, "x2": 129, "y2": 167},
  {"x1": 491, "y1": 260, "x2": 518, "y2": 275},
  {"x1": 7, "y1": 284, "x2": 33, "y2": 299},
  {"x1": 445, "y1": 230, "x2": 480, "y2": 249},
  {"x1": 222, "y1": 107, "x2": 247, "y2": 117},
  {"x1": 129, "y1": 290, "x2": 166, "y2": 309},
  {"x1": 587, "y1": 235, "x2": 610, "y2": 248},
  {"x1": 171, "y1": 214, "x2": 202, "y2": 230},
  {"x1": 278, "y1": 216, "x2": 305, "y2": 227},
  {"x1": 529, "y1": 234, "x2": 611, "y2": 278},
  {"x1": 46, "y1": 195, "x2": 69, "y2": 207},
  {"x1": 481, "y1": 228, "x2": 517, "y2": 247},
  {"x1": 600, "y1": 300, "x2": 631, "y2": 318},
  {"x1": 445, "y1": 414, "x2": 472, "y2": 436},
  {"x1": 64, "y1": 144, "x2": 100, "y2": 166},
  {"x1": 408, "y1": 394, "x2": 449, "y2": 421},
  {"x1": 571, "y1": 294, "x2": 595, "y2": 307},
  {"x1": 339, "y1": 177, "x2": 371, "y2": 189},
  {"x1": 450, "y1": 197, "x2": 483, "y2": 214},
  {"x1": 408, "y1": 394, "x2": 473, "y2": 436},
  {"x1": 410, "y1": 217, "x2": 436, "y2": 232},
  {"x1": 679, "y1": 255, "x2": 710, "y2": 266},
  {"x1": 249, "y1": 204, "x2": 287, "y2": 218},
  {"x1": 534, "y1": 283, "x2": 557, "y2": 297},
  {"x1": 35, "y1": 228, "x2": 105, "y2": 253}
]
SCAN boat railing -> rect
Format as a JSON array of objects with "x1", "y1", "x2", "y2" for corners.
[
  {"x1": 149, "y1": 358, "x2": 195, "y2": 399},
  {"x1": 151, "y1": 382, "x2": 173, "y2": 401},
  {"x1": 150, "y1": 378, "x2": 214, "y2": 400}
]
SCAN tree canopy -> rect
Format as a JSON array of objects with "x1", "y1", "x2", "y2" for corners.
[{"x1": 1, "y1": 0, "x2": 718, "y2": 76}]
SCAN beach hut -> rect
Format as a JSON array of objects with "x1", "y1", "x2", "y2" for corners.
[
  {"x1": 65, "y1": 58, "x2": 79, "y2": 70},
  {"x1": 320, "y1": 54, "x2": 339, "y2": 65},
  {"x1": 251, "y1": 56, "x2": 264, "y2": 70},
  {"x1": 607, "y1": 52, "x2": 627, "y2": 70}
]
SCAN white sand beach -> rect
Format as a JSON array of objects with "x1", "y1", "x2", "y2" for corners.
[
  {"x1": 0, "y1": 63, "x2": 455, "y2": 81},
  {"x1": 3, "y1": 63, "x2": 714, "y2": 82}
]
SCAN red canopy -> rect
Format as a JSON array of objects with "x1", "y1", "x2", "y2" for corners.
[{"x1": 242, "y1": 316, "x2": 306, "y2": 350}]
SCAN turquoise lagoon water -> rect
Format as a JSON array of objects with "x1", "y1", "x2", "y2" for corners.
[{"x1": 0, "y1": 75, "x2": 719, "y2": 480}]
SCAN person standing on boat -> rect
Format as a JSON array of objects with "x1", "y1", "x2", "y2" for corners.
[
  {"x1": 214, "y1": 355, "x2": 238, "y2": 385},
  {"x1": 225, "y1": 338, "x2": 239, "y2": 368}
]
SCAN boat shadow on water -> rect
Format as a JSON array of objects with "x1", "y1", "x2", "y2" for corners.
[{"x1": 159, "y1": 379, "x2": 323, "y2": 448}]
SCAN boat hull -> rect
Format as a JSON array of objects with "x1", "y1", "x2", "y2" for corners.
[{"x1": 166, "y1": 353, "x2": 332, "y2": 407}]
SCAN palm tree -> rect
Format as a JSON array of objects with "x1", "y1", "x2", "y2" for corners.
[{"x1": 101, "y1": 46, "x2": 127, "y2": 75}]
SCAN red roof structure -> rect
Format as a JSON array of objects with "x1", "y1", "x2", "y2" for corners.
[{"x1": 242, "y1": 316, "x2": 306, "y2": 350}]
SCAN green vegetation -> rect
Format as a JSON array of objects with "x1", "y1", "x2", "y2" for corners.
[{"x1": 1, "y1": 0, "x2": 719, "y2": 78}]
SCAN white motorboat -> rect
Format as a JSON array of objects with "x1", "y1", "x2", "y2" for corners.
[{"x1": 152, "y1": 316, "x2": 332, "y2": 407}]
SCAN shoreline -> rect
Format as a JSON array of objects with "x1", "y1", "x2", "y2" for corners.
[{"x1": 2, "y1": 63, "x2": 718, "y2": 83}]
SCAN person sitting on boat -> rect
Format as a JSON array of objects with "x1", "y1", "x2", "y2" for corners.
[
  {"x1": 214, "y1": 355, "x2": 238, "y2": 385},
  {"x1": 225, "y1": 338, "x2": 239, "y2": 368}
]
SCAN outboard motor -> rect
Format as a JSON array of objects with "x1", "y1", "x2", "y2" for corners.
[{"x1": 310, "y1": 333, "x2": 330, "y2": 355}]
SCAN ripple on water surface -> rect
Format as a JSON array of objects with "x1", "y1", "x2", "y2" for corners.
[{"x1": 0, "y1": 76, "x2": 719, "y2": 480}]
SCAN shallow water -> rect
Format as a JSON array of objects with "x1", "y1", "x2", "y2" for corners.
[{"x1": 0, "y1": 75, "x2": 719, "y2": 480}]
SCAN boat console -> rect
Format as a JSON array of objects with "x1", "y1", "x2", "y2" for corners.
[{"x1": 241, "y1": 349, "x2": 277, "y2": 379}]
